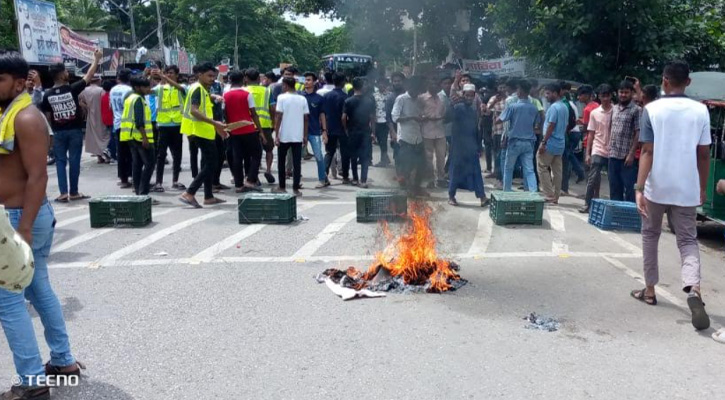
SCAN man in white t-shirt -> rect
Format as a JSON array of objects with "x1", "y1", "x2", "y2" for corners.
[
  {"x1": 273, "y1": 77, "x2": 309, "y2": 196},
  {"x1": 631, "y1": 60, "x2": 712, "y2": 331}
]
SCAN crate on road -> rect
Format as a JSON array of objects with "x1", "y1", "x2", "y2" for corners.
[
  {"x1": 238, "y1": 193, "x2": 297, "y2": 224},
  {"x1": 489, "y1": 191, "x2": 545, "y2": 226},
  {"x1": 356, "y1": 191, "x2": 407, "y2": 223},
  {"x1": 588, "y1": 199, "x2": 641, "y2": 232},
  {"x1": 89, "y1": 195, "x2": 152, "y2": 228}
]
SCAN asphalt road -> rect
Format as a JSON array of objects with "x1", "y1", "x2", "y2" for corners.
[{"x1": 2, "y1": 146, "x2": 724, "y2": 400}]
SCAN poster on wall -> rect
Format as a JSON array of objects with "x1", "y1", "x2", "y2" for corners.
[
  {"x1": 14, "y1": 0, "x2": 62, "y2": 64},
  {"x1": 59, "y1": 24, "x2": 98, "y2": 64},
  {"x1": 461, "y1": 57, "x2": 527, "y2": 77}
]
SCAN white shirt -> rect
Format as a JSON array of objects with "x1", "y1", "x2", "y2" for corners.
[
  {"x1": 110, "y1": 84, "x2": 132, "y2": 131},
  {"x1": 276, "y1": 92, "x2": 309, "y2": 143},
  {"x1": 391, "y1": 92, "x2": 422, "y2": 145},
  {"x1": 317, "y1": 84, "x2": 335, "y2": 97},
  {"x1": 641, "y1": 96, "x2": 711, "y2": 207}
]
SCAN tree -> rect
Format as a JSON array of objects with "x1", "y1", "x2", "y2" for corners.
[
  {"x1": 489, "y1": 0, "x2": 725, "y2": 83},
  {"x1": 317, "y1": 25, "x2": 351, "y2": 56},
  {"x1": 57, "y1": 0, "x2": 113, "y2": 30}
]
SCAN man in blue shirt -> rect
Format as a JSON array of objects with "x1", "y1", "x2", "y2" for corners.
[
  {"x1": 323, "y1": 73, "x2": 351, "y2": 182},
  {"x1": 537, "y1": 83, "x2": 568, "y2": 203},
  {"x1": 301, "y1": 72, "x2": 329, "y2": 188},
  {"x1": 499, "y1": 79, "x2": 541, "y2": 192}
]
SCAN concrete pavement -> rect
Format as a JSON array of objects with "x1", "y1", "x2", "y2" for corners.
[{"x1": 2, "y1": 147, "x2": 724, "y2": 399}]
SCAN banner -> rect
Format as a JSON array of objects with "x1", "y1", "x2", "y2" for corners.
[
  {"x1": 101, "y1": 48, "x2": 123, "y2": 77},
  {"x1": 59, "y1": 24, "x2": 98, "y2": 64},
  {"x1": 14, "y1": 0, "x2": 62, "y2": 64},
  {"x1": 178, "y1": 50, "x2": 190, "y2": 74},
  {"x1": 461, "y1": 57, "x2": 526, "y2": 76}
]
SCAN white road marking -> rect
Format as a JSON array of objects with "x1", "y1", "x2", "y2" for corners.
[
  {"x1": 291, "y1": 211, "x2": 357, "y2": 259},
  {"x1": 53, "y1": 206, "x2": 88, "y2": 215},
  {"x1": 467, "y1": 211, "x2": 493, "y2": 256},
  {"x1": 53, "y1": 208, "x2": 176, "y2": 252},
  {"x1": 563, "y1": 210, "x2": 641, "y2": 254},
  {"x1": 602, "y1": 256, "x2": 686, "y2": 308},
  {"x1": 55, "y1": 214, "x2": 89, "y2": 228},
  {"x1": 95, "y1": 210, "x2": 228, "y2": 266},
  {"x1": 48, "y1": 251, "x2": 641, "y2": 269},
  {"x1": 547, "y1": 209, "x2": 566, "y2": 232}
]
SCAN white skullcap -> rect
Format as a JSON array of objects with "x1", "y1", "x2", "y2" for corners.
[{"x1": 463, "y1": 84, "x2": 476, "y2": 92}]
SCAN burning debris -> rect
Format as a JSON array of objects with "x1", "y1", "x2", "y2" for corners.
[
  {"x1": 317, "y1": 203, "x2": 467, "y2": 295},
  {"x1": 524, "y1": 313, "x2": 561, "y2": 332}
]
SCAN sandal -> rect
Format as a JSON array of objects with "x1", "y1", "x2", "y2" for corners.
[
  {"x1": 687, "y1": 292, "x2": 710, "y2": 331},
  {"x1": 172, "y1": 183, "x2": 187, "y2": 191},
  {"x1": 203, "y1": 197, "x2": 227, "y2": 205},
  {"x1": 69, "y1": 193, "x2": 91, "y2": 201},
  {"x1": 54, "y1": 195, "x2": 69, "y2": 203},
  {"x1": 480, "y1": 198, "x2": 490, "y2": 207},
  {"x1": 630, "y1": 288, "x2": 657, "y2": 306},
  {"x1": 1, "y1": 386, "x2": 50, "y2": 400},
  {"x1": 448, "y1": 198, "x2": 458, "y2": 206},
  {"x1": 45, "y1": 360, "x2": 85, "y2": 379},
  {"x1": 179, "y1": 195, "x2": 202, "y2": 209}
]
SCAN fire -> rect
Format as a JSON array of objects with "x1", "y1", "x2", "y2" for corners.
[{"x1": 361, "y1": 202, "x2": 461, "y2": 293}]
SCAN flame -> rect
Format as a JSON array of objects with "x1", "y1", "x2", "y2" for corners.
[{"x1": 363, "y1": 202, "x2": 460, "y2": 293}]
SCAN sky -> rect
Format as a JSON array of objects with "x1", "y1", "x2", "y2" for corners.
[{"x1": 284, "y1": 13, "x2": 344, "y2": 36}]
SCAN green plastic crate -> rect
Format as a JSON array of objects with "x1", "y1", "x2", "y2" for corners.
[
  {"x1": 238, "y1": 193, "x2": 297, "y2": 224},
  {"x1": 356, "y1": 191, "x2": 407, "y2": 222},
  {"x1": 489, "y1": 191, "x2": 545, "y2": 226},
  {"x1": 89, "y1": 195, "x2": 152, "y2": 228}
]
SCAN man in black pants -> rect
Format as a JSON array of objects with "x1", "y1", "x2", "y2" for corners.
[
  {"x1": 123, "y1": 77, "x2": 158, "y2": 202},
  {"x1": 179, "y1": 62, "x2": 228, "y2": 208},
  {"x1": 209, "y1": 77, "x2": 228, "y2": 192},
  {"x1": 273, "y1": 77, "x2": 309, "y2": 196},
  {"x1": 223, "y1": 70, "x2": 264, "y2": 193},
  {"x1": 343, "y1": 77, "x2": 376, "y2": 188},
  {"x1": 322, "y1": 73, "x2": 350, "y2": 182},
  {"x1": 152, "y1": 65, "x2": 186, "y2": 192}
]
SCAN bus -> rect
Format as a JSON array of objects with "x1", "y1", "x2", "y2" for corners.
[{"x1": 321, "y1": 53, "x2": 374, "y2": 78}]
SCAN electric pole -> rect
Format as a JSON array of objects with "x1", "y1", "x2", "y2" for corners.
[
  {"x1": 107, "y1": 0, "x2": 138, "y2": 48},
  {"x1": 234, "y1": 16, "x2": 239, "y2": 70},
  {"x1": 155, "y1": 0, "x2": 164, "y2": 50}
]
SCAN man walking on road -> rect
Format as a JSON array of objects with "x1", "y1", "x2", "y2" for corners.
[
  {"x1": 537, "y1": 83, "x2": 568, "y2": 203},
  {"x1": 152, "y1": 65, "x2": 187, "y2": 192},
  {"x1": 323, "y1": 73, "x2": 349, "y2": 182},
  {"x1": 342, "y1": 77, "x2": 376, "y2": 188},
  {"x1": 499, "y1": 79, "x2": 540, "y2": 192},
  {"x1": 301, "y1": 72, "x2": 329, "y2": 189},
  {"x1": 179, "y1": 63, "x2": 228, "y2": 208},
  {"x1": 420, "y1": 75, "x2": 448, "y2": 189},
  {"x1": 632, "y1": 60, "x2": 711, "y2": 331},
  {"x1": 392, "y1": 76, "x2": 427, "y2": 196},
  {"x1": 579, "y1": 84, "x2": 614, "y2": 214},
  {"x1": 486, "y1": 82, "x2": 507, "y2": 183},
  {"x1": 245, "y1": 69, "x2": 276, "y2": 184},
  {"x1": 609, "y1": 80, "x2": 641, "y2": 202},
  {"x1": 273, "y1": 77, "x2": 309, "y2": 197},
  {"x1": 0, "y1": 52, "x2": 83, "y2": 400},
  {"x1": 42, "y1": 49, "x2": 101, "y2": 203}
]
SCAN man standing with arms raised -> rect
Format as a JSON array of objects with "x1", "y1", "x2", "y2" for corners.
[
  {"x1": 42, "y1": 49, "x2": 101, "y2": 202},
  {"x1": 0, "y1": 52, "x2": 83, "y2": 400},
  {"x1": 179, "y1": 63, "x2": 228, "y2": 208},
  {"x1": 632, "y1": 61, "x2": 711, "y2": 331}
]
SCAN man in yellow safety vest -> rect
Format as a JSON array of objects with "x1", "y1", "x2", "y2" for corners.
[
  {"x1": 244, "y1": 68, "x2": 276, "y2": 184},
  {"x1": 120, "y1": 77, "x2": 157, "y2": 201},
  {"x1": 179, "y1": 62, "x2": 228, "y2": 208},
  {"x1": 151, "y1": 65, "x2": 187, "y2": 192}
]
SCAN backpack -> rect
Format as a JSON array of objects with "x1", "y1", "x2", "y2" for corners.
[{"x1": 563, "y1": 100, "x2": 576, "y2": 133}]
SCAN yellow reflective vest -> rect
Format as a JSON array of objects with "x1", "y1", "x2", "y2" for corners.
[
  {"x1": 120, "y1": 93, "x2": 154, "y2": 143},
  {"x1": 156, "y1": 84, "x2": 185, "y2": 126},
  {"x1": 245, "y1": 85, "x2": 272, "y2": 129},
  {"x1": 180, "y1": 83, "x2": 215, "y2": 140}
]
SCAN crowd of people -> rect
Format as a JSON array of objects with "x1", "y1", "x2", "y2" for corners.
[{"x1": 3, "y1": 46, "x2": 725, "y2": 399}]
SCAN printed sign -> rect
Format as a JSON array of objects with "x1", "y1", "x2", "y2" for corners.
[
  {"x1": 59, "y1": 24, "x2": 98, "y2": 64},
  {"x1": 15, "y1": 0, "x2": 62, "y2": 64},
  {"x1": 461, "y1": 57, "x2": 526, "y2": 76}
]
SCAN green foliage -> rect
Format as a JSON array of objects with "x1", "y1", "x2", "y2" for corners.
[
  {"x1": 0, "y1": 0, "x2": 18, "y2": 50},
  {"x1": 490, "y1": 0, "x2": 725, "y2": 83},
  {"x1": 57, "y1": 0, "x2": 113, "y2": 30},
  {"x1": 317, "y1": 25, "x2": 351, "y2": 57}
]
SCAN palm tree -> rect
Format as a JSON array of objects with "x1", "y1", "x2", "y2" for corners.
[{"x1": 58, "y1": 0, "x2": 113, "y2": 31}]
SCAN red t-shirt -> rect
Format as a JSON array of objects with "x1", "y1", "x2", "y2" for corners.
[
  {"x1": 223, "y1": 88, "x2": 256, "y2": 135},
  {"x1": 100, "y1": 91, "x2": 113, "y2": 127},
  {"x1": 582, "y1": 101, "x2": 599, "y2": 148}
]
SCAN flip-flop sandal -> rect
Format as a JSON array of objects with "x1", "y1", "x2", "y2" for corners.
[
  {"x1": 448, "y1": 199, "x2": 458, "y2": 206},
  {"x1": 687, "y1": 293, "x2": 710, "y2": 331},
  {"x1": 172, "y1": 183, "x2": 187, "y2": 190},
  {"x1": 630, "y1": 288, "x2": 657, "y2": 306},
  {"x1": 712, "y1": 329, "x2": 725, "y2": 344},
  {"x1": 54, "y1": 196, "x2": 69, "y2": 203},
  {"x1": 70, "y1": 194, "x2": 91, "y2": 201},
  {"x1": 204, "y1": 198, "x2": 227, "y2": 205},
  {"x1": 481, "y1": 199, "x2": 491, "y2": 207},
  {"x1": 179, "y1": 196, "x2": 202, "y2": 209}
]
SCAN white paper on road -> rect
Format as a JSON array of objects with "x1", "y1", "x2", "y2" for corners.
[{"x1": 323, "y1": 278, "x2": 386, "y2": 301}]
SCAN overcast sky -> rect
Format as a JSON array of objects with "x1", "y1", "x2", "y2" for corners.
[{"x1": 284, "y1": 13, "x2": 344, "y2": 36}]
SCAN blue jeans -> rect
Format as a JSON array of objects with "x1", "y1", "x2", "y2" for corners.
[
  {"x1": 608, "y1": 158, "x2": 638, "y2": 202},
  {"x1": 0, "y1": 201, "x2": 75, "y2": 386},
  {"x1": 503, "y1": 139, "x2": 537, "y2": 192},
  {"x1": 53, "y1": 128, "x2": 84, "y2": 195},
  {"x1": 562, "y1": 131, "x2": 586, "y2": 193},
  {"x1": 107, "y1": 126, "x2": 117, "y2": 160},
  {"x1": 308, "y1": 135, "x2": 327, "y2": 182}
]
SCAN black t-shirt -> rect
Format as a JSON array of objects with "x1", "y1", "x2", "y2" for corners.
[
  {"x1": 42, "y1": 80, "x2": 87, "y2": 131},
  {"x1": 344, "y1": 94, "x2": 376, "y2": 135}
]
